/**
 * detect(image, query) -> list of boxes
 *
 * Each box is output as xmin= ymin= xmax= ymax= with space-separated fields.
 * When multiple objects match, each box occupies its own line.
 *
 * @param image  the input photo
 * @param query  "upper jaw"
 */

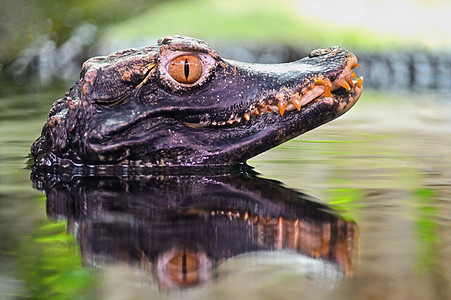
xmin=183 ymin=48 xmax=363 ymax=128
xmin=240 ymin=54 xmax=363 ymax=123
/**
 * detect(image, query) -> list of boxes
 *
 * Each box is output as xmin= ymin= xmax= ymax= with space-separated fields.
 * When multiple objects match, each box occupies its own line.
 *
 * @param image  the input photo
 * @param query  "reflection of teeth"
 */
xmin=214 ymin=210 xmax=358 ymax=272
xmin=211 ymin=210 xmax=304 ymax=251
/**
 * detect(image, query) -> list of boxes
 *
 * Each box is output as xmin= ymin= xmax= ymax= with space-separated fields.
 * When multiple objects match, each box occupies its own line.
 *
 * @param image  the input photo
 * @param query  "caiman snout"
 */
xmin=31 ymin=36 xmax=363 ymax=169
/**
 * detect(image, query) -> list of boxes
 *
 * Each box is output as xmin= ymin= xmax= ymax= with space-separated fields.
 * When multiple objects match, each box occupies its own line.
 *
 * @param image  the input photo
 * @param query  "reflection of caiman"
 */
xmin=31 ymin=36 xmax=363 ymax=169
xmin=32 ymin=169 xmax=359 ymax=291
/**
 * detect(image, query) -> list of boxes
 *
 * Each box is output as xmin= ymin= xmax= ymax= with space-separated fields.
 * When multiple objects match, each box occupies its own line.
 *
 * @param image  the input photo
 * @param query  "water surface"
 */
xmin=0 ymin=91 xmax=450 ymax=299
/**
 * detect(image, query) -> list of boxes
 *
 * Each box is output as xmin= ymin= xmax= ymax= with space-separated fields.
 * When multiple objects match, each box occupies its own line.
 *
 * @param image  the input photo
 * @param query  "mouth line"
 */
xmin=184 ymin=61 xmax=363 ymax=129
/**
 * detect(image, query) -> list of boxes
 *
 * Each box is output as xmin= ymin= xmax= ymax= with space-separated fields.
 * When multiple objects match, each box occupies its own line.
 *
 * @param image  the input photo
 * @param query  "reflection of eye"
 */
xmin=168 ymin=55 xmax=202 ymax=84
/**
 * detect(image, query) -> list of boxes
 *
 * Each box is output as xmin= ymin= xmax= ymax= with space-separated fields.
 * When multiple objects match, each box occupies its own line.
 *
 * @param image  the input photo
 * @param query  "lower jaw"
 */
xmin=201 ymin=84 xmax=363 ymax=130
xmin=337 ymin=84 xmax=363 ymax=114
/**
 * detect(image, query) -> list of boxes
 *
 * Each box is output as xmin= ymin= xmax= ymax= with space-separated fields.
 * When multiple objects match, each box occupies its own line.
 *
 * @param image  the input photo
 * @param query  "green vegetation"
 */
xmin=100 ymin=0 xmax=410 ymax=51
xmin=0 ymin=0 xmax=158 ymax=60
xmin=17 ymin=220 xmax=97 ymax=299
xmin=327 ymin=188 xmax=365 ymax=221
xmin=414 ymin=189 xmax=439 ymax=272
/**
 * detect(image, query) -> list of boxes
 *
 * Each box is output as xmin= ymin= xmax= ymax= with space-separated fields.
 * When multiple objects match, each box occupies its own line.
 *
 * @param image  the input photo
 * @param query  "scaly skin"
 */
xmin=31 ymin=36 xmax=363 ymax=169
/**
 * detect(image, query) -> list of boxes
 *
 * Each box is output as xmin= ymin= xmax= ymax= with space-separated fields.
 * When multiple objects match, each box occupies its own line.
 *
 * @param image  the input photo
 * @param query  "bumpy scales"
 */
xmin=31 ymin=36 xmax=363 ymax=169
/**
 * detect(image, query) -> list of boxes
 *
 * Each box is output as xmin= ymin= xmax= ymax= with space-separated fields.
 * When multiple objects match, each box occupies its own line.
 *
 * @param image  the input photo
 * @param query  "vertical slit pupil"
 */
xmin=184 ymin=59 xmax=190 ymax=80
xmin=182 ymin=253 xmax=187 ymax=280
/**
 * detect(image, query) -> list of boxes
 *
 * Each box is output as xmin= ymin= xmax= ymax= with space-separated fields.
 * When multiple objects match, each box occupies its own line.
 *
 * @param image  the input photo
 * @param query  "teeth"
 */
xmin=210 ymin=67 xmax=363 ymax=126
xmin=276 ymin=93 xmax=287 ymax=116
xmin=356 ymin=77 xmax=363 ymax=88
xmin=278 ymin=102 xmax=286 ymax=116
xmin=339 ymin=79 xmax=351 ymax=91
xmin=292 ymin=93 xmax=301 ymax=111
xmin=314 ymin=77 xmax=332 ymax=97
xmin=323 ymin=85 xmax=332 ymax=97
xmin=314 ymin=78 xmax=332 ymax=87
xmin=314 ymin=78 xmax=325 ymax=85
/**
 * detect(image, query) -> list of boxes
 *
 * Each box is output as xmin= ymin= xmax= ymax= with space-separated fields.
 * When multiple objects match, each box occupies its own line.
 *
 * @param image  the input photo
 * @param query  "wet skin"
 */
xmin=31 ymin=36 xmax=363 ymax=169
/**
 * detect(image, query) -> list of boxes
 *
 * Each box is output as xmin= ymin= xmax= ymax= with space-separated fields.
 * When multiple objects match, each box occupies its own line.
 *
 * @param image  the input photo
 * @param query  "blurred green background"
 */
xmin=2 ymin=0 xmax=451 ymax=94
xmin=1 ymin=1 xmax=451 ymax=299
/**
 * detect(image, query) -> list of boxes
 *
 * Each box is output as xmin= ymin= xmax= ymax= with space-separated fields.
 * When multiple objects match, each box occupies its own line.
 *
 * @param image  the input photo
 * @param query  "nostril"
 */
xmin=309 ymin=48 xmax=331 ymax=58
xmin=308 ymin=46 xmax=341 ymax=58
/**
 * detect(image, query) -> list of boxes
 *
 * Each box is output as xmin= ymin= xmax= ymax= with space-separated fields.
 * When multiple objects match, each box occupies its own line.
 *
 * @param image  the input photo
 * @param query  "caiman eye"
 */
xmin=168 ymin=55 xmax=202 ymax=84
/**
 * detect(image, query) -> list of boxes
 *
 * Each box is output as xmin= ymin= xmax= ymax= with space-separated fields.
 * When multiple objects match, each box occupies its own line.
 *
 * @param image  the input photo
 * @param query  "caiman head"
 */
xmin=31 ymin=36 xmax=363 ymax=168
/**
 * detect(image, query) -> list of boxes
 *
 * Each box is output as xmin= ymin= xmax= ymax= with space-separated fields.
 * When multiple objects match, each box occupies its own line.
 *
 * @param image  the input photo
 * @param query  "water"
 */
xmin=1 ymin=90 xmax=450 ymax=299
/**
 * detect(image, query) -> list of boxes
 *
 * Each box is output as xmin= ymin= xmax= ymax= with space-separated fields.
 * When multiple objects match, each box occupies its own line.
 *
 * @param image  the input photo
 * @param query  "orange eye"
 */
xmin=168 ymin=55 xmax=202 ymax=84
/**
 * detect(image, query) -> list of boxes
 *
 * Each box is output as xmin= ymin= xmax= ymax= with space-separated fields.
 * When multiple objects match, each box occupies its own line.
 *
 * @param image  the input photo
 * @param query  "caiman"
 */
xmin=31 ymin=36 xmax=363 ymax=169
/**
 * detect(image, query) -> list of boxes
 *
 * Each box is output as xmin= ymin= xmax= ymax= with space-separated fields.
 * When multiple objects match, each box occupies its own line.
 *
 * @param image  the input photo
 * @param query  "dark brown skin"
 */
xmin=31 ymin=36 xmax=363 ymax=170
